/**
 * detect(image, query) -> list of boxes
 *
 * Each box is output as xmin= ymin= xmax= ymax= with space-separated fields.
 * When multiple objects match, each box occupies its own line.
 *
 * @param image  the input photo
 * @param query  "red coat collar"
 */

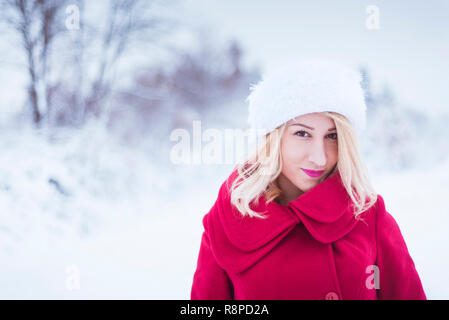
xmin=204 ymin=168 xmax=363 ymax=273
xmin=286 ymin=169 xmax=361 ymax=244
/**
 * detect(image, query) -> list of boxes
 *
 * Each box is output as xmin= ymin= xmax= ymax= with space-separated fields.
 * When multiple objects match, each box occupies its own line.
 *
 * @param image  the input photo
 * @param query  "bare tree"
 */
xmin=1 ymin=0 xmax=65 ymax=126
xmin=1 ymin=0 xmax=177 ymax=127
xmin=81 ymin=0 xmax=176 ymax=123
xmin=110 ymin=35 xmax=258 ymax=142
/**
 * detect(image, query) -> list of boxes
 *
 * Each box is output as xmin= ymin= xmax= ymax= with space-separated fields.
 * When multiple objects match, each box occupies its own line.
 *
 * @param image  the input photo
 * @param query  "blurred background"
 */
xmin=0 ymin=0 xmax=448 ymax=299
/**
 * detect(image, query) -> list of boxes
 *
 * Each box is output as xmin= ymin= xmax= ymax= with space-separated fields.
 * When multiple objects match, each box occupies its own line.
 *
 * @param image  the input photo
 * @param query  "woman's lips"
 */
xmin=301 ymin=168 xmax=324 ymax=178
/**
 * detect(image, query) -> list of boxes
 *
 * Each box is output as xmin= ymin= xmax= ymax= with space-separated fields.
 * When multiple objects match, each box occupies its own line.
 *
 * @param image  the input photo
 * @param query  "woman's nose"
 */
xmin=308 ymin=141 xmax=326 ymax=167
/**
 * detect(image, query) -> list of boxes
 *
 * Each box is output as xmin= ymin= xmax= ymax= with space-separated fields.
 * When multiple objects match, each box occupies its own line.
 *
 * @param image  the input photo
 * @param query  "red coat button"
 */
xmin=324 ymin=291 xmax=339 ymax=300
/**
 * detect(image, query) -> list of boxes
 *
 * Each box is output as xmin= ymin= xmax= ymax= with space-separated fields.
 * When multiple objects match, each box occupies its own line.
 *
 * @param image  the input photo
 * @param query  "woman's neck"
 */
xmin=275 ymin=173 xmax=304 ymax=205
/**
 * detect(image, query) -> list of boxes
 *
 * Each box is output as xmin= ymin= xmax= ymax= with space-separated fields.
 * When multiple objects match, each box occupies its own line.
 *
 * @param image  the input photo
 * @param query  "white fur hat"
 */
xmin=246 ymin=59 xmax=367 ymax=142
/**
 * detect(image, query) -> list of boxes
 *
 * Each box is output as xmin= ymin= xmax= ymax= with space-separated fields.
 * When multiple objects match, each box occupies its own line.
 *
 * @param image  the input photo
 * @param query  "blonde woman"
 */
xmin=190 ymin=59 xmax=426 ymax=300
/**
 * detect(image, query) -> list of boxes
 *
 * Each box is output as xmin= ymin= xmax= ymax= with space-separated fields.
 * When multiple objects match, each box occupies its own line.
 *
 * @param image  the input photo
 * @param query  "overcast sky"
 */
xmin=180 ymin=0 xmax=449 ymax=116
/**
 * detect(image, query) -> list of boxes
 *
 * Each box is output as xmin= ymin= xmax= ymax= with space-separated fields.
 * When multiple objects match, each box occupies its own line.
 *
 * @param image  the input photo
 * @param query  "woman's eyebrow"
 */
xmin=290 ymin=123 xmax=336 ymax=131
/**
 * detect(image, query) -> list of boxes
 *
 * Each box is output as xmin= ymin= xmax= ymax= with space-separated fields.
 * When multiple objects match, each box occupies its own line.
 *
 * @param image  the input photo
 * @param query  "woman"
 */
xmin=190 ymin=59 xmax=426 ymax=300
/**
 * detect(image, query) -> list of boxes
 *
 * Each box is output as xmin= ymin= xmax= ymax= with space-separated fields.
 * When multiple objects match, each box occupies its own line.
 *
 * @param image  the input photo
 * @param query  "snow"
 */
xmin=0 ymin=119 xmax=447 ymax=299
xmin=372 ymin=162 xmax=449 ymax=299
xmin=0 ymin=122 xmax=234 ymax=299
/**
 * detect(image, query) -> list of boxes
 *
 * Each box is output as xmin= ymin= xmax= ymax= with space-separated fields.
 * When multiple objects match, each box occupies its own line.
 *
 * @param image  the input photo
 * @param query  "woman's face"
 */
xmin=279 ymin=112 xmax=338 ymax=196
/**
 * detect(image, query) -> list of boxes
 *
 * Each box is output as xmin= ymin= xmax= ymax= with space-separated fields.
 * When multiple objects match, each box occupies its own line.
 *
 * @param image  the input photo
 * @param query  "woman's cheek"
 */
xmin=327 ymin=144 xmax=338 ymax=162
xmin=284 ymin=152 xmax=302 ymax=172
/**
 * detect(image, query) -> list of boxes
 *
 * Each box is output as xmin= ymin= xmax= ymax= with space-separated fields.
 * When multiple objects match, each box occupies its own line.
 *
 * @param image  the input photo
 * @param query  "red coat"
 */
xmin=190 ymin=168 xmax=426 ymax=300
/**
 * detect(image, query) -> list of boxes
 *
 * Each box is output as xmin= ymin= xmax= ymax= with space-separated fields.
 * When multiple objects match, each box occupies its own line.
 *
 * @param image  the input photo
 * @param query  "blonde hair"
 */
xmin=230 ymin=111 xmax=377 ymax=219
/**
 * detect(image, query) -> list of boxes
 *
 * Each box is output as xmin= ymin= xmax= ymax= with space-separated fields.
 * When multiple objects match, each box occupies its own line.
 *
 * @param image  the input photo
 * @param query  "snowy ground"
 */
xmin=0 ymin=123 xmax=447 ymax=299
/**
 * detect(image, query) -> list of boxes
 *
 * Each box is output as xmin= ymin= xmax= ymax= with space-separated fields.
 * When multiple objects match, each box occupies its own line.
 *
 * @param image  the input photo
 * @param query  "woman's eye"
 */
xmin=294 ymin=130 xmax=309 ymax=137
xmin=294 ymin=131 xmax=338 ymax=140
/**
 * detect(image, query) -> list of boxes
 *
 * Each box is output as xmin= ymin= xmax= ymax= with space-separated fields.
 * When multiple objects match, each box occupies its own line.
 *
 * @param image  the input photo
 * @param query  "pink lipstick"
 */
xmin=301 ymin=168 xmax=324 ymax=178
